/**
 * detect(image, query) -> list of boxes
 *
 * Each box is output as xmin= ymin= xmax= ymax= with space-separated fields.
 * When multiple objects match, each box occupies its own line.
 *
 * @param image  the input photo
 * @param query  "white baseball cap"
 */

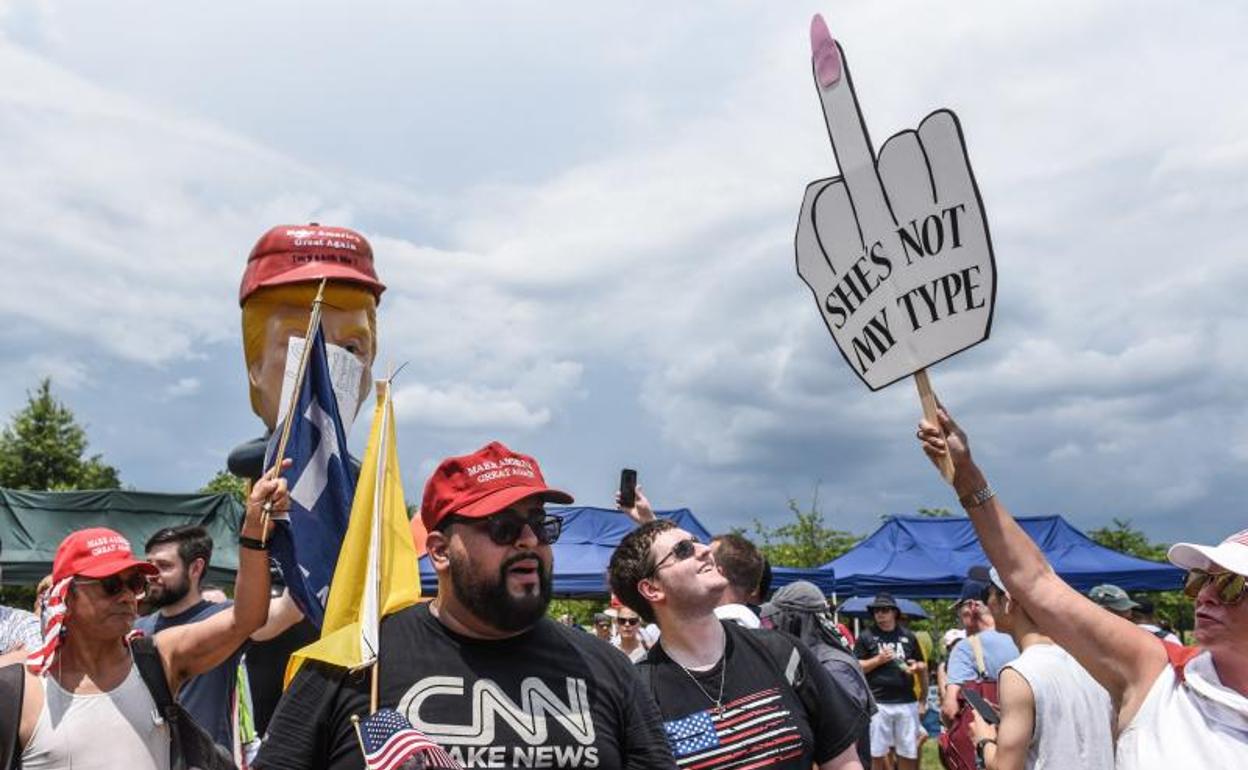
xmin=1168 ymin=529 xmax=1248 ymax=576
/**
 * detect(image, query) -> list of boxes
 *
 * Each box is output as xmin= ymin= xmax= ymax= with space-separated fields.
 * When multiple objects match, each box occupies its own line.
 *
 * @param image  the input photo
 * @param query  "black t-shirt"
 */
xmin=135 ymin=600 xmax=244 ymax=750
xmin=638 ymin=622 xmax=865 ymax=769
xmin=254 ymin=603 xmax=673 ymax=770
xmin=853 ymin=626 xmax=923 ymax=704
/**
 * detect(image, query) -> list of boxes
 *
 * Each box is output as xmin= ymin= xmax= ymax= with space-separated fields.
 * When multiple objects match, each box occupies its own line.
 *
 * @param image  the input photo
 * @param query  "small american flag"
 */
xmin=356 ymin=709 xmax=462 ymax=770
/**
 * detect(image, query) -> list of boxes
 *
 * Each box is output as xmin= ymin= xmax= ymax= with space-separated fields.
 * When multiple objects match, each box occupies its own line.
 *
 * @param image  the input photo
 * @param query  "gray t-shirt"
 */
xmin=0 ymin=604 xmax=41 ymax=652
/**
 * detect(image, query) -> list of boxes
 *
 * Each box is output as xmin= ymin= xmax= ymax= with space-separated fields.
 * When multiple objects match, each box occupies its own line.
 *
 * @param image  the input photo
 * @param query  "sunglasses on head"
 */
xmin=449 ymin=511 xmax=563 ymax=546
xmin=76 ymin=571 xmax=148 ymax=597
xmin=649 ymin=537 xmax=700 ymax=577
xmin=1184 ymin=569 xmax=1248 ymax=604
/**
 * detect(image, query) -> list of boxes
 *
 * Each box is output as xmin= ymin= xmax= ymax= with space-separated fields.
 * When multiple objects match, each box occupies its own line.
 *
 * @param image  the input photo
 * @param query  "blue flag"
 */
xmin=265 ymin=325 xmax=356 ymax=629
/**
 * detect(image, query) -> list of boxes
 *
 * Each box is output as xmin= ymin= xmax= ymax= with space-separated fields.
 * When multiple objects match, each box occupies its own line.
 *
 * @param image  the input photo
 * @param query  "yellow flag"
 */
xmin=285 ymin=381 xmax=421 ymax=685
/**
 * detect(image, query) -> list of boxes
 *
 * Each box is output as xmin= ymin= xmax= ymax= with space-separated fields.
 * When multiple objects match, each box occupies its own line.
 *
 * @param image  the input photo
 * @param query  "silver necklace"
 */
xmin=673 ymin=640 xmax=728 ymax=716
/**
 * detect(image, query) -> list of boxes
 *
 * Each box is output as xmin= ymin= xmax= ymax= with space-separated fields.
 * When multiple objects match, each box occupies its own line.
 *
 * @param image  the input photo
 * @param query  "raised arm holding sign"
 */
xmin=795 ymin=15 xmax=996 ymax=482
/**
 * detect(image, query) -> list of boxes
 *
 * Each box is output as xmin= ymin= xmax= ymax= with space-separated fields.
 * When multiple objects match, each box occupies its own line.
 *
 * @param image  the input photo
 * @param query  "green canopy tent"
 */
xmin=0 ymin=488 xmax=244 ymax=585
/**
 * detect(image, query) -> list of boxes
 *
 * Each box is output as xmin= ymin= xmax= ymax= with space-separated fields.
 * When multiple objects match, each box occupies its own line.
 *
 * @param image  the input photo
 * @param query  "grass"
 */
xmin=921 ymin=739 xmax=942 ymax=769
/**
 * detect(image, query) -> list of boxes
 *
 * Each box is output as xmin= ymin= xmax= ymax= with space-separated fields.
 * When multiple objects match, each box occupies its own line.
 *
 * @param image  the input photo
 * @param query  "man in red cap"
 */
xmin=256 ymin=442 xmax=674 ymax=770
xmin=9 ymin=469 xmax=287 ymax=769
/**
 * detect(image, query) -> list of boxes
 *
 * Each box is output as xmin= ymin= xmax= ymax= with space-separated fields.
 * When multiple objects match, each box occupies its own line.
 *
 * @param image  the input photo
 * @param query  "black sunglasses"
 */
xmin=449 ymin=511 xmax=563 ymax=546
xmin=1184 ymin=569 xmax=1248 ymax=604
xmin=76 ymin=571 xmax=148 ymax=597
xmin=649 ymin=537 xmax=699 ymax=576
xmin=618 ymin=616 xmax=640 ymax=627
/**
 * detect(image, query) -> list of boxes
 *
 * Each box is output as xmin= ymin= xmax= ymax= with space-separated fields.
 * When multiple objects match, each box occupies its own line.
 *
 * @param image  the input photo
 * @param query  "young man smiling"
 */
xmin=609 ymin=520 xmax=867 ymax=770
xmin=256 ymin=441 xmax=672 ymax=770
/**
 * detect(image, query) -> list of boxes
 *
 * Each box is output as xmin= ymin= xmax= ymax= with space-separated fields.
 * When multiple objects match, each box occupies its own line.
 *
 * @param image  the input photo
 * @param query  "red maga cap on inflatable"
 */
xmin=51 ymin=527 xmax=158 ymax=583
xmin=239 ymin=223 xmax=385 ymax=305
xmin=421 ymin=441 xmax=574 ymax=532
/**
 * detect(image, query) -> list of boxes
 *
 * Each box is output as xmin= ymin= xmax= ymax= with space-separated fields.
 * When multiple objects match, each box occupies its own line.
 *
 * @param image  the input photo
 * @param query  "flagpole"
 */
xmin=368 ymin=376 xmax=392 ymax=715
xmin=260 ymin=278 xmax=328 ymax=545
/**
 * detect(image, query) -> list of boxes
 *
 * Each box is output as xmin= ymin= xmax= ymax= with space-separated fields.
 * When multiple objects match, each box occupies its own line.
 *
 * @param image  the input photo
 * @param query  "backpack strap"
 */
xmin=129 ymin=636 xmax=177 ymax=718
xmin=1162 ymin=641 xmax=1201 ymax=684
xmin=1 ymin=663 xmax=26 ymax=770
xmin=970 ymin=635 xmax=987 ymax=679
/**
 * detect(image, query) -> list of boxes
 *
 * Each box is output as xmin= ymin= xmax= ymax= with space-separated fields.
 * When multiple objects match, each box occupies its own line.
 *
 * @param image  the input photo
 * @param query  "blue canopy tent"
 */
xmin=419 ymin=506 xmax=835 ymax=597
xmin=824 ymin=515 xmax=1183 ymax=599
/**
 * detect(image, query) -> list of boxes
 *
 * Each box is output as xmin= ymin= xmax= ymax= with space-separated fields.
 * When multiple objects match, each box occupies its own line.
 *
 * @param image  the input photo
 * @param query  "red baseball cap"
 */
xmin=239 ymin=223 xmax=386 ymax=306
xmin=421 ymin=441 xmax=573 ymax=532
xmin=52 ymin=528 xmax=159 ymax=583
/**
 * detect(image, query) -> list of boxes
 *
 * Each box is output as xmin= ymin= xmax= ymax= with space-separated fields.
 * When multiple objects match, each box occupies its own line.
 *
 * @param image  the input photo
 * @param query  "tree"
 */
xmin=0 ymin=378 xmax=121 ymax=490
xmin=199 ymin=469 xmax=247 ymax=503
xmin=1087 ymin=517 xmax=1192 ymax=634
xmin=750 ymin=486 xmax=859 ymax=568
xmin=916 ymin=506 xmax=955 ymax=518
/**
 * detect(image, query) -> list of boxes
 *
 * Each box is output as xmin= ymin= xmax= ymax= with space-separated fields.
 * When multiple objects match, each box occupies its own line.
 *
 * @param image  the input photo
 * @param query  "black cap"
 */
xmin=867 ymin=592 xmax=900 ymax=611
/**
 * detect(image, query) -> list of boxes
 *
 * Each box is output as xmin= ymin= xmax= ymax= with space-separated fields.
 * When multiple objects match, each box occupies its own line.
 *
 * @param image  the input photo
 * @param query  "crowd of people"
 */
xmin=0 ymin=422 xmax=1245 ymax=770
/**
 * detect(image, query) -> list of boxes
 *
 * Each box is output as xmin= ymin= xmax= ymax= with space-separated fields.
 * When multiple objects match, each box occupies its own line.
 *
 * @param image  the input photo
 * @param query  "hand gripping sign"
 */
xmin=796 ymin=16 xmax=996 ymax=480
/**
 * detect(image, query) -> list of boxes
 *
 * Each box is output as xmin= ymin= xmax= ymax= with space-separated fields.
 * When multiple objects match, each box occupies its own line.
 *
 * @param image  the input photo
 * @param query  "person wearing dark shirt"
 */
xmin=135 ymin=525 xmax=304 ymax=752
xmin=853 ymin=593 xmax=927 ymax=770
xmin=608 ymin=519 xmax=866 ymax=770
xmin=255 ymin=441 xmax=672 ymax=770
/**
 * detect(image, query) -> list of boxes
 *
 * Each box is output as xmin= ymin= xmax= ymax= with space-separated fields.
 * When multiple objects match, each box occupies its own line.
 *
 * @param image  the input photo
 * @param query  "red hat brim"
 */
xmin=450 ymin=484 xmax=574 ymax=521
xmin=76 ymin=558 xmax=159 ymax=580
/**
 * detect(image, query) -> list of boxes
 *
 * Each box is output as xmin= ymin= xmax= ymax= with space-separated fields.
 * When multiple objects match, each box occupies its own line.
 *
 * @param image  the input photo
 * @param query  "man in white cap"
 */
xmin=917 ymin=407 xmax=1248 ymax=768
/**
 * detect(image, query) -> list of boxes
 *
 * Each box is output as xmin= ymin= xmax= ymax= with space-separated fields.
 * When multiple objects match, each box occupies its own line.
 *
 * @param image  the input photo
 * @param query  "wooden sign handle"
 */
xmin=914 ymin=369 xmax=955 ymax=484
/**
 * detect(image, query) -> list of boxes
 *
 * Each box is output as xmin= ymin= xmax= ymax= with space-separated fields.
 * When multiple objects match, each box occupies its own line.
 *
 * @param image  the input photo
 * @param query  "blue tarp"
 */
xmin=823 ymin=515 xmax=1184 ymax=599
xmin=419 ymin=506 xmax=835 ymax=598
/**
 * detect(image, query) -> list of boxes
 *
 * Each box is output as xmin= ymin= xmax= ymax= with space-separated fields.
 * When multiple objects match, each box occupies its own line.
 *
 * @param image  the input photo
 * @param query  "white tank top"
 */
xmin=1004 ymin=643 xmax=1114 ymax=769
xmin=21 ymin=663 xmax=171 ymax=770
xmin=1116 ymin=649 xmax=1248 ymax=769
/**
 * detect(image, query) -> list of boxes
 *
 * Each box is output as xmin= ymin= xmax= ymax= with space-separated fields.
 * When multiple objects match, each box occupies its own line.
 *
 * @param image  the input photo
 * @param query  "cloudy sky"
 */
xmin=1 ymin=1 xmax=1245 ymax=546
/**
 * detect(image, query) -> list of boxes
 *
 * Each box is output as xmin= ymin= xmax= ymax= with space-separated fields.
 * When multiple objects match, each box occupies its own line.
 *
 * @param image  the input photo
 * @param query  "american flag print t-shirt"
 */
xmin=663 ymin=688 xmax=806 ymax=768
xmin=640 ymin=622 xmax=865 ymax=770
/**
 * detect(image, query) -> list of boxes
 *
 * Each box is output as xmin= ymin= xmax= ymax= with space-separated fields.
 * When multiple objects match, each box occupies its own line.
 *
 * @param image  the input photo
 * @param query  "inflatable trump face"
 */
xmin=239 ymin=224 xmax=384 ymax=431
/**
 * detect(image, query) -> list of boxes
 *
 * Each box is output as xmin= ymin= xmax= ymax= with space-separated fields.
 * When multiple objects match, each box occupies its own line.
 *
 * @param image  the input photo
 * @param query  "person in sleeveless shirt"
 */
xmin=918 ymin=407 xmax=1248 ymax=769
xmin=967 ymin=567 xmax=1114 ymax=769
xmin=13 ymin=465 xmax=287 ymax=770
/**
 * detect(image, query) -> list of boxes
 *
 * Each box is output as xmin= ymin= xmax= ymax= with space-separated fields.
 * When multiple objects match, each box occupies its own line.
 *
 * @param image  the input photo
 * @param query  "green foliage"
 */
xmin=1087 ymin=517 xmax=1192 ymax=634
xmin=916 ymin=507 xmax=955 ymax=518
xmin=750 ymin=487 xmax=859 ymax=568
xmin=547 ymin=598 xmax=603 ymax=626
xmin=200 ymin=469 xmax=248 ymax=503
xmin=0 ymin=378 xmax=121 ymax=490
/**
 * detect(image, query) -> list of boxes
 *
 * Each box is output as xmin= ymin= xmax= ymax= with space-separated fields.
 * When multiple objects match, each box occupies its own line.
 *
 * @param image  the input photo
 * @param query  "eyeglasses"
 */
xmin=618 ymin=617 xmax=640 ymax=627
xmin=76 ymin=571 xmax=148 ymax=597
xmin=450 ymin=511 xmax=563 ymax=546
xmin=1184 ymin=569 xmax=1248 ymax=604
xmin=649 ymin=537 xmax=699 ymax=576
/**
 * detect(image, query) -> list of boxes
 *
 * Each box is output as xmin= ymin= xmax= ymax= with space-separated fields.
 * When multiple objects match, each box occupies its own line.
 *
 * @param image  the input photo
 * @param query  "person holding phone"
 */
xmin=967 ymin=569 xmax=1114 ymax=770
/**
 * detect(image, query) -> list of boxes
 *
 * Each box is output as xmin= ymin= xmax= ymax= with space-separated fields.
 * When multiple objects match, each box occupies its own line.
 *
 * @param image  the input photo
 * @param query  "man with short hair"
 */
xmin=940 ymin=574 xmax=1019 ymax=725
xmin=608 ymin=519 xmax=866 ymax=770
xmin=256 ymin=441 xmax=673 ymax=770
xmin=9 ymin=468 xmax=285 ymax=769
xmin=1088 ymin=583 xmax=1137 ymax=620
xmin=918 ymin=407 xmax=1248 ymax=767
xmin=968 ymin=568 xmax=1114 ymax=769
xmin=593 ymin=611 xmax=615 ymax=641
xmin=136 ymin=524 xmax=302 ymax=752
xmin=709 ymin=533 xmax=765 ymax=628
xmin=853 ymin=593 xmax=925 ymax=770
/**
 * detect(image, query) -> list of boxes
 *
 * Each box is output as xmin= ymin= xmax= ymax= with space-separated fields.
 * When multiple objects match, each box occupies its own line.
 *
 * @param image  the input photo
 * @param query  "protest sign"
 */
xmin=796 ymin=15 xmax=996 ymax=395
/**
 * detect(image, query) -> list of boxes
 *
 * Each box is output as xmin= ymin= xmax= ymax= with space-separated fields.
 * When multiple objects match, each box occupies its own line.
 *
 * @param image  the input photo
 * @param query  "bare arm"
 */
xmin=971 ymin=667 xmax=1033 ymax=770
xmin=941 ymin=683 xmax=962 ymax=726
xmin=251 ymin=590 xmax=305 ymax=642
xmin=818 ymin=742 xmax=864 ymax=770
xmin=857 ymin=645 xmax=894 ymax=673
xmin=156 ymin=462 xmax=287 ymax=691
xmin=617 ymin=485 xmax=656 ymax=526
xmin=919 ymin=409 xmax=1166 ymax=730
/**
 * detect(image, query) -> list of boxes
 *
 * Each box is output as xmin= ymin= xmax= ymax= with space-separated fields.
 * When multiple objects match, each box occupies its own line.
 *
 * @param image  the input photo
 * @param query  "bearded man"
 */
xmin=136 ymin=525 xmax=302 ymax=752
xmin=255 ymin=442 xmax=673 ymax=770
